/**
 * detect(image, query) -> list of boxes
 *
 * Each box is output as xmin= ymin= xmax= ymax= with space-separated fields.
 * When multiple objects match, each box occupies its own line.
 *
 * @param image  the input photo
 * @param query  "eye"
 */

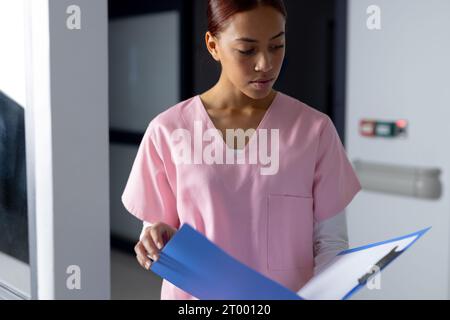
xmin=238 ymin=49 xmax=255 ymax=56
xmin=237 ymin=45 xmax=285 ymax=56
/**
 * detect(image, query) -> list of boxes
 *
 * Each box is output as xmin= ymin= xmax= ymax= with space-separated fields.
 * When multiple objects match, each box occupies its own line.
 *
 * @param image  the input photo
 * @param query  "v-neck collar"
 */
xmin=196 ymin=91 xmax=280 ymax=153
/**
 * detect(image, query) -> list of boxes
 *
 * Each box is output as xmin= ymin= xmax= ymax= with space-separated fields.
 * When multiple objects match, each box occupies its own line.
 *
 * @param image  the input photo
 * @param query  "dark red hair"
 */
xmin=207 ymin=0 xmax=287 ymax=37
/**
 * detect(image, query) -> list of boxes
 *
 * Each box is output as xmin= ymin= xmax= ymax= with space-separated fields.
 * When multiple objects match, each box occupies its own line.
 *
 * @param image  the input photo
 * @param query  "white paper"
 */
xmin=297 ymin=233 xmax=421 ymax=300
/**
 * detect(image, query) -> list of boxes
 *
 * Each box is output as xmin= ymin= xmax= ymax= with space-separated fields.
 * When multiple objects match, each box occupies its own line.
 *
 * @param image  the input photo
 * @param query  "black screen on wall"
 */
xmin=0 ymin=90 xmax=28 ymax=263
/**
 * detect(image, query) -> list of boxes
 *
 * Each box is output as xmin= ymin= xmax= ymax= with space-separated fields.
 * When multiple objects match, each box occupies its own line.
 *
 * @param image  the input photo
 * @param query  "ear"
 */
xmin=205 ymin=31 xmax=221 ymax=62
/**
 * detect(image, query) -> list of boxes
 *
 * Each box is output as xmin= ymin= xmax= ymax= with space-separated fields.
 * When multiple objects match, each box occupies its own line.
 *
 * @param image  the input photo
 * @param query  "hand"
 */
xmin=134 ymin=222 xmax=177 ymax=270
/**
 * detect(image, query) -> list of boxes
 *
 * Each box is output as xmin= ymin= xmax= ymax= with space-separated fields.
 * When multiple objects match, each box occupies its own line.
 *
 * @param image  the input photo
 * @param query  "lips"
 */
xmin=250 ymin=78 xmax=274 ymax=83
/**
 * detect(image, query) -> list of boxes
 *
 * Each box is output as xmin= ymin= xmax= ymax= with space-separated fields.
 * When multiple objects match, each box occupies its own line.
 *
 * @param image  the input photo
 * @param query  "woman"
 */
xmin=122 ymin=0 xmax=361 ymax=300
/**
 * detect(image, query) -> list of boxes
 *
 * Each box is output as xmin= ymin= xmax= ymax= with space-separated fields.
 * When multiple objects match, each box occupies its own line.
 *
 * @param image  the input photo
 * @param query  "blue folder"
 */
xmin=149 ymin=223 xmax=430 ymax=300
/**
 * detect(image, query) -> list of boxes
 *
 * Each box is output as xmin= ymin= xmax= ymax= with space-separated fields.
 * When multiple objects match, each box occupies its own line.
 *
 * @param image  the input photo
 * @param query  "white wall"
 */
xmin=25 ymin=0 xmax=110 ymax=299
xmin=0 ymin=0 xmax=27 ymax=106
xmin=345 ymin=0 xmax=450 ymax=299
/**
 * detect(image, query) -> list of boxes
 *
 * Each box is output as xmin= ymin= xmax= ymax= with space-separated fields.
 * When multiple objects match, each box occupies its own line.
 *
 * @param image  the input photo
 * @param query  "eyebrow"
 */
xmin=234 ymin=31 xmax=285 ymax=43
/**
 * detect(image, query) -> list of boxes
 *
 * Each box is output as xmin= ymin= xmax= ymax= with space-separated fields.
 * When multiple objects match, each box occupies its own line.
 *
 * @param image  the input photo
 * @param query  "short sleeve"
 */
xmin=312 ymin=116 xmax=361 ymax=222
xmin=121 ymin=123 xmax=180 ymax=229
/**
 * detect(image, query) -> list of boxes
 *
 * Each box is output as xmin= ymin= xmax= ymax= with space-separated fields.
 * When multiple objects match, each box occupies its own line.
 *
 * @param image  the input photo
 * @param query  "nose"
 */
xmin=254 ymin=51 xmax=273 ymax=73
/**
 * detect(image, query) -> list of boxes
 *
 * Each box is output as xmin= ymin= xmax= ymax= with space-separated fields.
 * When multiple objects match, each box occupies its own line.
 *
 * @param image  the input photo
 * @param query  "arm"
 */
xmin=312 ymin=209 xmax=349 ymax=276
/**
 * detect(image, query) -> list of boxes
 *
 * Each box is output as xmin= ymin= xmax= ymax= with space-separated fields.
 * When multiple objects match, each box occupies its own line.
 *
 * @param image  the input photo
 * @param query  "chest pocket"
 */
xmin=267 ymin=193 xmax=314 ymax=270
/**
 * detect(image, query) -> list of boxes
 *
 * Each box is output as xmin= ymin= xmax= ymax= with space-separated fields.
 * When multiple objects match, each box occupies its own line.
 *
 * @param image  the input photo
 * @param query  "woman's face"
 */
xmin=206 ymin=5 xmax=286 ymax=99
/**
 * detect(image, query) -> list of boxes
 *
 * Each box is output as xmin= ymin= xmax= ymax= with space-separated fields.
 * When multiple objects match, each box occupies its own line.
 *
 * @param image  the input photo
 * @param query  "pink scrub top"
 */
xmin=121 ymin=91 xmax=362 ymax=300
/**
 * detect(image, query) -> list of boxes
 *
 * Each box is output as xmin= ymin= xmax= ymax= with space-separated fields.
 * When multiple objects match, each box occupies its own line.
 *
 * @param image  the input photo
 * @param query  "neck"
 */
xmin=207 ymin=73 xmax=276 ymax=110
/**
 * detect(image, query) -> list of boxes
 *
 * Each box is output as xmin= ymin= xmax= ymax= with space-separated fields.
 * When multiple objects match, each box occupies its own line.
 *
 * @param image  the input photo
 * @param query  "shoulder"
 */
xmin=146 ymin=95 xmax=197 ymax=135
xmin=277 ymin=91 xmax=332 ymax=134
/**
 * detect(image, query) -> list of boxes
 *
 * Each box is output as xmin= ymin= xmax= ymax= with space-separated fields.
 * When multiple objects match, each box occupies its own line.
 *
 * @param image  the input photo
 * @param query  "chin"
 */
xmin=245 ymin=87 xmax=273 ymax=100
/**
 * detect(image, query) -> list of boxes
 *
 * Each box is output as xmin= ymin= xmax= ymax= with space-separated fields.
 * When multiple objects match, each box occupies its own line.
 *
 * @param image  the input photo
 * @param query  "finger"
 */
xmin=136 ymin=253 xmax=152 ymax=270
xmin=161 ymin=230 xmax=168 ymax=247
xmin=164 ymin=228 xmax=176 ymax=244
xmin=141 ymin=231 xmax=160 ymax=261
xmin=134 ymin=243 xmax=152 ymax=269
xmin=136 ymin=242 xmax=153 ymax=266
xmin=150 ymin=226 xmax=164 ymax=251
xmin=134 ymin=241 xmax=149 ymax=258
